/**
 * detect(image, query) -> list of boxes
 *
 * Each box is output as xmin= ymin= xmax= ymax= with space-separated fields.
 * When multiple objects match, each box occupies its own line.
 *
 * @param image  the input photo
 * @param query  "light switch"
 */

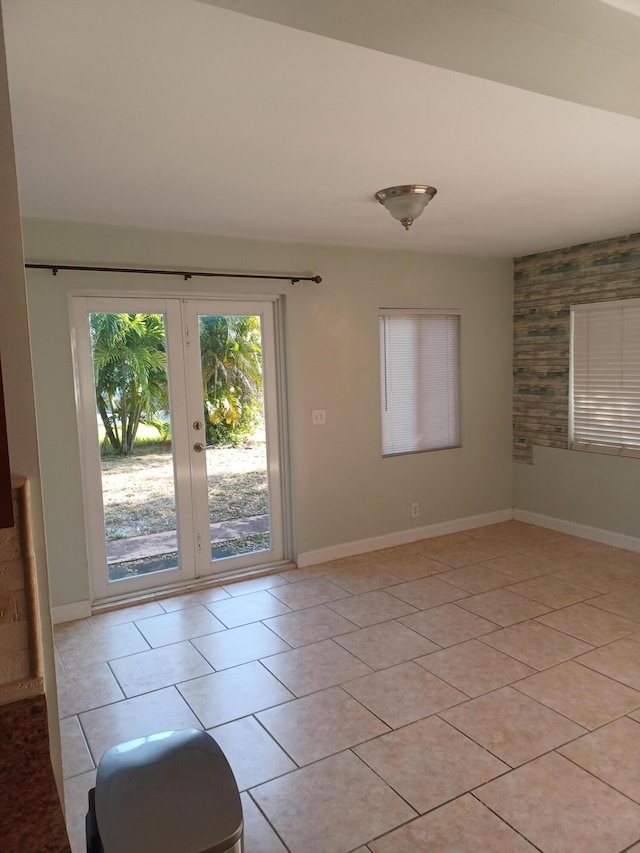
xmin=312 ymin=409 xmax=326 ymax=425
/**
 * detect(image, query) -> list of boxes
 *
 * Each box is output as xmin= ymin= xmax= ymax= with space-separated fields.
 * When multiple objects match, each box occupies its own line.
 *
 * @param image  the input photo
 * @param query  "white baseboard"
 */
xmin=297 ymin=508 xmax=513 ymax=568
xmin=513 ymin=509 xmax=640 ymax=554
xmin=52 ymin=600 xmax=92 ymax=625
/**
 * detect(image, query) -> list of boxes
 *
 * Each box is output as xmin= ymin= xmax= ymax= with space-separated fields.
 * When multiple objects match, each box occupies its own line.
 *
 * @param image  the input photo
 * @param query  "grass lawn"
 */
xmin=100 ymin=441 xmax=268 ymax=540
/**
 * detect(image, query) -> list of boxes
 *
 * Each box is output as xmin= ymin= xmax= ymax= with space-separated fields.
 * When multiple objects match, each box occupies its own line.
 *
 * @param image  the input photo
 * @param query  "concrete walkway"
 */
xmin=106 ymin=514 xmax=269 ymax=564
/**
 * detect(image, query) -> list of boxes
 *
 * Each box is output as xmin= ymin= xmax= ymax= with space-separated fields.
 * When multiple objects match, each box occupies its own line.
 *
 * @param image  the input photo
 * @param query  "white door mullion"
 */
xmin=182 ymin=300 xmax=214 ymax=578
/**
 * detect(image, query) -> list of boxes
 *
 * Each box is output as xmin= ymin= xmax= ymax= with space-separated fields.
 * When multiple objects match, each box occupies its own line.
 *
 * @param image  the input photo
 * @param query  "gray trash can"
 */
xmin=86 ymin=729 xmax=243 ymax=852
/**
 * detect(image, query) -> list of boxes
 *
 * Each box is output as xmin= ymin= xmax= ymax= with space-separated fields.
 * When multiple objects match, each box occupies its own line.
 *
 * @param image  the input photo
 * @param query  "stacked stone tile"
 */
xmin=513 ymin=232 xmax=640 ymax=463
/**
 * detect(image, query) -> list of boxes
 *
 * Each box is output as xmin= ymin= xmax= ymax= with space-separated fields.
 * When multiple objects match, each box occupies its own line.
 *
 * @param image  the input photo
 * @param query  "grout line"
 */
xmin=245 ymin=788 xmax=293 ymax=852
xmin=468 ymin=791 xmax=546 ymax=853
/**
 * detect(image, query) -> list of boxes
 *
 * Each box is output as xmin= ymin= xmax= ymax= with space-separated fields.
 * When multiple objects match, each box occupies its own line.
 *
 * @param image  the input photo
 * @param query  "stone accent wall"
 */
xmin=514 ymin=232 xmax=640 ymax=463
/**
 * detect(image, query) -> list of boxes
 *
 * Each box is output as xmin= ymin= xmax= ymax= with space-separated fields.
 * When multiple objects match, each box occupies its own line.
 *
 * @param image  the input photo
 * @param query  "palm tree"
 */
xmin=90 ymin=313 xmax=168 ymax=455
xmin=199 ymin=315 xmax=263 ymax=444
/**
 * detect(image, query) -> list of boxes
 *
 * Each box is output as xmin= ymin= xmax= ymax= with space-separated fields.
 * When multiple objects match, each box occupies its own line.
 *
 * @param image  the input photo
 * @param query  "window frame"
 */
xmin=570 ymin=297 xmax=640 ymax=459
xmin=379 ymin=307 xmax=462 ymax=458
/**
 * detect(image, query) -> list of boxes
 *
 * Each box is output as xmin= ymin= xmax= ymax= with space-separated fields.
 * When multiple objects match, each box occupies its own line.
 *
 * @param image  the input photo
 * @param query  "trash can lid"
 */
xmin=95 ymin=729 xmax=243 ymax=853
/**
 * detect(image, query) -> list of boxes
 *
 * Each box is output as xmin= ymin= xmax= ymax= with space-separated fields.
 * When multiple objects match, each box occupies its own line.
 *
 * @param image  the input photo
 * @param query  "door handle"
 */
xmin=193 ymin=442 xmax=214 ymax=453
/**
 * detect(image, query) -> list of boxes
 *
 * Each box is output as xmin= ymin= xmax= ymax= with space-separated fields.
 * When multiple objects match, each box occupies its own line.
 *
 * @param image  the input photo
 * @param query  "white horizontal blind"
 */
xmin=571 ymin=298 xmax=640 ymax=452
xmin=380 ymin=310 xmax=461 ymax=456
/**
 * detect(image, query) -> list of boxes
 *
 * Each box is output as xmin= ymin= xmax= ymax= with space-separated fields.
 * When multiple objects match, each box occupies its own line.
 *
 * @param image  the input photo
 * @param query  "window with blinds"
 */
xmin=380 ymin=309 xmax=461 ymax=457
xmin=571 ymin=298 xmax=640 ymax=455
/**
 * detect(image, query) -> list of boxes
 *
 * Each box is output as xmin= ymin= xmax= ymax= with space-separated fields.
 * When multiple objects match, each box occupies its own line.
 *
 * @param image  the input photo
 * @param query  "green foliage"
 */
xmin=91 ymin=312 xmax=168 ymax=455
xmin=200 ymin=315 xmax=263 ymax=445
xmin=90 ymin=311 xmax=264 ymax=455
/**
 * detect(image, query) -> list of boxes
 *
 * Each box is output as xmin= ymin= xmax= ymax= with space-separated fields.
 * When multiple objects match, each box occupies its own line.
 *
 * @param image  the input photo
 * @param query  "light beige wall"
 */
xmin=23 ymin=218 xmax=513 ymax=607
xmin=514 ymin=447 xmax=640 ymax=538
xmin=0 ymin=12 xmax=61 ymax=790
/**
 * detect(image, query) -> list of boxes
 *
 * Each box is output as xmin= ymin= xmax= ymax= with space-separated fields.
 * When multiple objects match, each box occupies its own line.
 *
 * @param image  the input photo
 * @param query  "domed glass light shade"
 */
xmin=375 ymin=185 xmax=438 ymax=230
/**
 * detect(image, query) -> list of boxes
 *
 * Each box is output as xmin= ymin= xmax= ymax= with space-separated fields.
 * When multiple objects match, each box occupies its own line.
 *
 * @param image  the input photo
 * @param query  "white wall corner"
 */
xmin=513 ymin=509 xmax=640 ymax=554
xmin=296 ymin=508 xmax=513 ymax=567
xmin=52 ymin=600 xmax=92 ymax=625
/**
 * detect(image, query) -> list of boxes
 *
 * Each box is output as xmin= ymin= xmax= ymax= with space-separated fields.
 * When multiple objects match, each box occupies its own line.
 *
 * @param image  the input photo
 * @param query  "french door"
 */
xmin=72 ymin=294 xmax=288 ymax=602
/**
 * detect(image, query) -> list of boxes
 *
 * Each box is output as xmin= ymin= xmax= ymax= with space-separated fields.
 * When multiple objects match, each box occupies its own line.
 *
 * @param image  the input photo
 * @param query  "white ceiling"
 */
xmin=3 ymin=0 xmax=640 ymax=257
xmin=600 ymin=0 xmax=640 ymax=15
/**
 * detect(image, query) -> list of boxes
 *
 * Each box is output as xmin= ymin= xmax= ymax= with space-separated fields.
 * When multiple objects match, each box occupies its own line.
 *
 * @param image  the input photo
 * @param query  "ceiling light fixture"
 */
xmin=375 ymin=184 xmax=438 ymax=231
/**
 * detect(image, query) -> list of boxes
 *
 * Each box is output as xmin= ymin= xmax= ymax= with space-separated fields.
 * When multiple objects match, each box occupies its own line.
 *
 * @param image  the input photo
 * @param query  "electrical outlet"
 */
xmin=411 ymin=502 xmax=420 ymax=518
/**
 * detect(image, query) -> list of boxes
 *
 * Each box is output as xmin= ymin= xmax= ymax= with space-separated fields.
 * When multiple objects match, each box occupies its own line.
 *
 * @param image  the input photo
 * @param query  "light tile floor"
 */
xmin=56 ymin=522 xmax=640 ymax=852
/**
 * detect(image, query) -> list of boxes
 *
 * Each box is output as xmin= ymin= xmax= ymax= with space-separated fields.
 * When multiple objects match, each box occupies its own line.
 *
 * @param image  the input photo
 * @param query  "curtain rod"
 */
xmin=24 ymin=262 xmax=322 ymax=285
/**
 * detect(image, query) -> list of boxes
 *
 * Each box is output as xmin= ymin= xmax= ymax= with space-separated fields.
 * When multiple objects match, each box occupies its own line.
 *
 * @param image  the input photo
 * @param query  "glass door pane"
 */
xmin=89 ymin=311 xmax=183 ymax=583
xmin=198 ymin=313 xmax=271 ymax=562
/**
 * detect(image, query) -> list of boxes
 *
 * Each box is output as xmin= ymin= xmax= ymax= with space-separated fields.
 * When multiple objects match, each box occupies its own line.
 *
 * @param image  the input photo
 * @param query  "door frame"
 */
xmin=69 ymin=289 xmax=293 ymax=606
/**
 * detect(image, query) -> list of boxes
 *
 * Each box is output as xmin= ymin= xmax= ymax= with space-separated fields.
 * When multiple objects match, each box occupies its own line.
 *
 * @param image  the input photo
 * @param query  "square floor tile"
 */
xmin=334 ymin=620 xmax=438 ymax=669
xmin=251 ymin=750 xmax=416 ymax=853
xmin=416 ymin=639 xmax=534 ymax=697
xmin=468 ymin=522 xmax=554 ymax=552
xmin=560 ymin=717 xmax=640 ymax=803
xmin=222 ymin=573 xmax=288 ymax=597
xmin=134 ymin=606 xmax=226 ymax=647
xmin=158 ymin=586 xmax=231 ymax=612
xmin=60 ymin=716 xmax=94 ymax=779
xmin=552 ymin=563 xmax=637 ymax=594
xmin=507 ymin=574 xmax=599 ymax=608
xmin=324 ymin=567 xmax=404 ymax=595
xmin=63 ymin=770 xmax=96 ymax=853
xmin=80 ymin=686 xmax=202 ymax=763
xmin=476 ymin=752 xmax=640 ymax=853
xmin=87 ymin=601 xmax=165 ymax=629
xmin=207 ymin=715 xmax=296 ymax=790
xmin=380 ymin=552 xmax=451 ymax=580
xmin=260 ymin=639 xmax=371 ymax=697
xmin=535 ymin=602 xmax=640 ymax=646
xmin=207 ymin=590 xmax=292 ymax=628
xmin=434 ymin=564 xmax=515 ymax=594
xmin=55 ymin=621 xmax=150 ymax=670
xmin=399 ymin=603 xmax=496 ymax=647
xmin=269 ymin=578 xmax=350 ymax=610
xmin=108 ymin=641 xmax=212 ymax=697
xmin=327 ymin=552 xmax=392 ymax=572
xmin=54 ymin=619 xmax=91 ymax=643
xmin=479 ymin=552 xmax=554 ymax=581
xmin=328 ymin=590 xmax=418 ymax=627
xmin=192 ymin=621 xmax=290 ymax=669
xmin=589 ymin=586 xmax=640 ymax=622
xmin=257 ymin=686 xmax=389 ymax=765
xmin=343 ymin=661 xmax=466 ymax=729
xmin=456 ymin=589 xmax=551 ymax=626
xmin=355 ymin=716 xmax=508 ymax=813
xmin=441 ymin=686 xmax=585 ymax=766
xmin=515 ymin=661 xmax=640 ymax=728
xmin=240 ymin=793 xmax=287 ymax=853
xmin=264 ymin=605 xmax=357 ymax=647
xmin=481 ymin=620 xmax=593 ymax=670
xmin=387 ymin=576 xmax=469 ymax=610
xmin=177 ymin=661 xmax=294 ymax=728
xmin=578 ymin=638 xmax=640 ymax=690
xmin=279 ymin=564 xmax=334 ymax=583
xmin=369 ymin=794 xmax=536 ymax=852
xmin=57 ymin=661 xmax=125 ymax=718
xmin=418 ymin=536 xmax=495 ymax=568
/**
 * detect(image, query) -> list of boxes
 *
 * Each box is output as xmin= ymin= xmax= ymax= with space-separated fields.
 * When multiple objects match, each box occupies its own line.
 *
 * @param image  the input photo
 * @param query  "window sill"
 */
xmin=570 ymin=443 xmax=640 ymax=459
